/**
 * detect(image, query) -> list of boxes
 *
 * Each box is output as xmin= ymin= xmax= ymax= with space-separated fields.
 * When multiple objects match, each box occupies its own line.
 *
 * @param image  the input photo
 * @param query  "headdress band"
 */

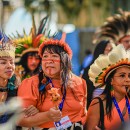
xmin=38 ymin=32 xmax=72 ymax=59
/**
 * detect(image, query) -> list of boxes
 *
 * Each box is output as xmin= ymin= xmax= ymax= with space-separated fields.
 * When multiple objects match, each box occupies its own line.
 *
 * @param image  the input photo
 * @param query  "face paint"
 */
xmin=42 ymin=51 xmax=61 ymax=79
xmin=42 ymin=59 xmax=60 ymax=63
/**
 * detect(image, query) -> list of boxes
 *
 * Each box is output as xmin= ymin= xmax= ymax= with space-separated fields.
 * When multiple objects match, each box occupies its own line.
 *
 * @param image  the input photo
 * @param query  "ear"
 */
xmin=111 ymin=78 xmax=114 ymax=85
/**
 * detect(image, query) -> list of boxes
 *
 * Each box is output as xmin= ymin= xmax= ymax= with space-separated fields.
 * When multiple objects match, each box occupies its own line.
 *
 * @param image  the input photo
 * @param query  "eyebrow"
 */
xmin=0 ymin=58 xmax=13 ymax=61
xmin=0 ymin=59 xmax=7 ymax=61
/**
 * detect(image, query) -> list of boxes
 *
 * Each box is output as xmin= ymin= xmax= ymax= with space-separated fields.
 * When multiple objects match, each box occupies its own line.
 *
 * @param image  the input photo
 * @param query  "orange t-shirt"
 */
xmin=18 ymin=74 xmax=87 ymax=128
xmin=104 ymin=98 xmax=129 ymax=130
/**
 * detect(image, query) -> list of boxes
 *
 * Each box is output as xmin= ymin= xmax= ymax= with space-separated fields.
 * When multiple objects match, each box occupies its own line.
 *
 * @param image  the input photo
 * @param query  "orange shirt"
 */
xmin=18 ymin=74 xmax=87 ymax=128
xmin=104 ymin=98 xmax=129 ymax=130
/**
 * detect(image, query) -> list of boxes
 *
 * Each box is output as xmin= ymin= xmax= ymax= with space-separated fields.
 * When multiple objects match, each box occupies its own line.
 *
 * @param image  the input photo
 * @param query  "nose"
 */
xmin=31 ymin=57 xmax=37 ymax=63
xmin=123 ymin=41 xmax=130 ymax=50
xmin=46 ymin=58 xmax=54 ymax=63
xmin=6 ymin=62 xmax=13 ymax=68
xmin=125 ymin=76 xmax=130 ymax=82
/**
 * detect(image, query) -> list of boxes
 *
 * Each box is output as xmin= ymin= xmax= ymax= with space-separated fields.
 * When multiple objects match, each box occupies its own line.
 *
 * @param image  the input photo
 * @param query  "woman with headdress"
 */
xmin=0 ymin=31 xmax=40 ymax=130
xmin=17 ymin=32 xmax=87 ymax=130
xmin=85 ymin=44 xmax=130 ymax=130
xmin=93 ymin=9 xmax=130 ymax=50
xmin=14 ymin=16 xmax=48 ymax=80
xmin=0 ymin=31 xmax=21 ymax=126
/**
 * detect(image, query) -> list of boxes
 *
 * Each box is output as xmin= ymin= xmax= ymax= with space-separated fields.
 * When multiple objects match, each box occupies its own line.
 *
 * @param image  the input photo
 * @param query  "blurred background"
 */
xmin=0 ymin=0 xmax=130 ymax=75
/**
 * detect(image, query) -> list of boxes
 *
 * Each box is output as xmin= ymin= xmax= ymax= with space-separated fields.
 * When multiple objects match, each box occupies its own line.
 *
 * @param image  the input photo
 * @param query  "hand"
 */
xmin=23 ymin=105 xmax=39 ymax=117
xmin=47 ymin=107 xmax=62 ymax=122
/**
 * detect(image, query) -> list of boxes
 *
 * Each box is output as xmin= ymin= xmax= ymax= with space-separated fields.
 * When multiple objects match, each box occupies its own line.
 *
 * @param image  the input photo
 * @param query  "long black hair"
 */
xmin=102 ymin=69 xmax=116 ymax=120
xmin=19 ymin=51 xmax=41 ymax=78
xmin=38 ymin=45 xmax=72 ymax=101
xmin=82 ymin=40 xmax=110 ymax=109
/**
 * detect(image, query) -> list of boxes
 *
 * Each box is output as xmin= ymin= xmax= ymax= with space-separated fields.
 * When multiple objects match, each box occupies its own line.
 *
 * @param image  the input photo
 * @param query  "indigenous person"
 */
xmin=14 ymin=17 xmax=48 ymax=80
xmin=86 ymin=44 xmax=130 ymax=130
xmin=18 ymin=32 xmax=87 ymax=130
xmin=82 ymin=40 xmax=112 ymax=109
xmin=0 ymin=31 xmax=38 ymax=130
xmin=93 ymin=9 xmax=130 ymax=50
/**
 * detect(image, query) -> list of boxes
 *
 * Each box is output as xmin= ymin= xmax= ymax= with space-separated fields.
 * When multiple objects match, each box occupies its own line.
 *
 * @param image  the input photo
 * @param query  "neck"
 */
xmin=29 ymin=71 xmax=35 ymax=75
xmin=114 ymin=91 xmax=125 ymax=102
xmin=51 ymin=77 xmax=60 ymax=80
xmin=0 ymin=77 xmax=8 ymax=88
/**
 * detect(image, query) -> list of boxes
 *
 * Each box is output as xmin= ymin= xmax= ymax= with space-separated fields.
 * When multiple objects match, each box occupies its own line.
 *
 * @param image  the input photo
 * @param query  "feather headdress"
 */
xmin=89 ymin=44 xmax=130 ymax=87
xmin=93 ymin=9 xmax=130 ymax=44
xmin=12 ymin=16 xmax=49 ymax=57
xmin=0 ymin=31 xmax=15 ymax=58
xmin=38 ymin=32 xmax=72 ymax=59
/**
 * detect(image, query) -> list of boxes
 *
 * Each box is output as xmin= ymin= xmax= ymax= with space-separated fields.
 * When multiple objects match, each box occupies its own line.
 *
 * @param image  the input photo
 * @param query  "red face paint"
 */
xmin=42 ymin=59 xmax=60 ymax=63
xmin=42 ymin=51 xmax=61 ymax=79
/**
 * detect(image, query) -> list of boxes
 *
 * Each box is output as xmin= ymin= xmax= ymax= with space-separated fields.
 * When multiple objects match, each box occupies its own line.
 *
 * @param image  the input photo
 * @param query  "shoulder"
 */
xmin=21 ymin=75 xmax=39 ymax=85
xmin=70 ymin=73 xmax=85 ymax=85
xmin=89 ymin=95 xmax=106 ymax=112
xmin=87 ymin=97 xmax=102 ymax=116
xmin=68 ymin=73 xmax=87 ymax=94
xmin=18 ymin=75 xmax=39 ymax=93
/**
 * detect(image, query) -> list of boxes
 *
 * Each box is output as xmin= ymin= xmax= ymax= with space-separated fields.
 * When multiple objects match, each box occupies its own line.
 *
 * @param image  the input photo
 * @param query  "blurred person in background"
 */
xmin=93 ymin=9 xmax=130 ymax=50
xmin=14 ymin=16 xmax=48 ymax=80
xmin=82 ymin=40 xmax=112 ymax=109
xmin=80 ymin=49 xmax=93 ymax=77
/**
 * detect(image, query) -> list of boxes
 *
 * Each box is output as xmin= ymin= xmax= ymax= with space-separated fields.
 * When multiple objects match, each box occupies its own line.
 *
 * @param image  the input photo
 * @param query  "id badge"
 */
xmin=54 ymin=116 xmax=72 ymax=130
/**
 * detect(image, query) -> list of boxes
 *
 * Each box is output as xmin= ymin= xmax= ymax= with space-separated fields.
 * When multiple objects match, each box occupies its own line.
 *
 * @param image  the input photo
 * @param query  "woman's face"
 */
xmin=42 ymin=50 xmax=61 ymax=79
xmin=104 ymin=43 xmax=112 ymax=55
xmin=27 ymin=54 xmax=41 ymax=72
xmin=0 ymin=57 xmax=15 ymax=80
xmin=111 ymin=66 xmax=130 ymax=95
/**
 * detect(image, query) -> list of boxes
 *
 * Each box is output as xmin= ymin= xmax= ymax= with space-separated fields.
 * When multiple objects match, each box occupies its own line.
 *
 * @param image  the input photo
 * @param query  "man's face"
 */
xmin=118 ymin=35 xmax=130 ymax=50
xmin=27 ymin=55 xmax=41 ymax=72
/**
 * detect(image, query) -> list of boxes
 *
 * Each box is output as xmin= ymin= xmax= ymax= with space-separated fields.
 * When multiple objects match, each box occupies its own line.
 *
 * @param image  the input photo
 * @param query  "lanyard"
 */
xmin=112 ymin=96 xmax=130 ymax=123
xmin=49 ymin=78 xmax=66 ymax=111
xmin=125 ymin=96 xmax=130 ymax=120
xmin=58 ymin=88 xmax=66 ymax=111
xmin=39 ymin=77 xmax=66 ymax=111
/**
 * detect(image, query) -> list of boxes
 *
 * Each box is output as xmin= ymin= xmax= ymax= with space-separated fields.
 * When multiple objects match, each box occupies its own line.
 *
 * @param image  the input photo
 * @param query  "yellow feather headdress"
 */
xmin=12 ymin=16 xmax=49 ymax=57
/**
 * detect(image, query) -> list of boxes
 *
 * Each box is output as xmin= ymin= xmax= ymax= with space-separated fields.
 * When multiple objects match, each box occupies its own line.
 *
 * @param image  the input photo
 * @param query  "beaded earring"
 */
xmin=111 ymin=85 xmax=114 ymax=97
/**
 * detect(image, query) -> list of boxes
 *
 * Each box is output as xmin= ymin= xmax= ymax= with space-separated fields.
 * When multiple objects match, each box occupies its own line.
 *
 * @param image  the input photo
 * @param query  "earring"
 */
xmin=39 ymin=65 xmax=42 ymax=72
xmin=111 ymin=85 xmax=114 ymax=97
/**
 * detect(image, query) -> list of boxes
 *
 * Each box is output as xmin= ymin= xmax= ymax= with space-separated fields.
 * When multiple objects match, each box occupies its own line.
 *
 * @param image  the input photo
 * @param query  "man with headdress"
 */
xmin=93 ymin=9 xmax=130 ymax=50
xmin=13 ymin=16 xmax=49 ymax=80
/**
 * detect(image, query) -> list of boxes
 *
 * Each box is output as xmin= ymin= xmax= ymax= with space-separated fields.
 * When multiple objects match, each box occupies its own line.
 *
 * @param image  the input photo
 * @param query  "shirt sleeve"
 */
xmin=17 ymin=77 xmax=39 ymax=108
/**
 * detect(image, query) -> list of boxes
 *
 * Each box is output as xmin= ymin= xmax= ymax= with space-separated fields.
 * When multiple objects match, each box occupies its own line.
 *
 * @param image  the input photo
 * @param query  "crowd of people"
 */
xmin=0 ymin=9 xmax=130 ymax=130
